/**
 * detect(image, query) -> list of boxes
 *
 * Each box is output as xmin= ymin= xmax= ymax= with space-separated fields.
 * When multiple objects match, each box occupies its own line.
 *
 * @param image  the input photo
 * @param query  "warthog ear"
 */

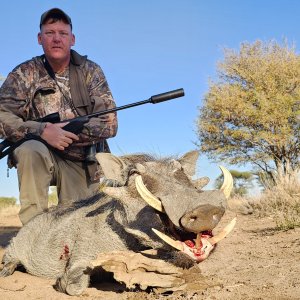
xmin=95 ymin=153 xmax=127 ymax=185
xmin=178 ymin=150 xmax=199 ymax=177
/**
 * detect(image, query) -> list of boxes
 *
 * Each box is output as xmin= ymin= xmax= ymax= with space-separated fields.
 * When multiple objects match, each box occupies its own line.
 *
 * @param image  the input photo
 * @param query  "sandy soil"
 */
xmin=0 ymin=210 xmax=299 ymax=300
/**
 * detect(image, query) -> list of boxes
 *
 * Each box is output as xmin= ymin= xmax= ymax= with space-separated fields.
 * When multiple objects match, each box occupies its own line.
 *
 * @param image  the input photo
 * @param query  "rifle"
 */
xmin=0 ymin=88 xmax=184 ymax=160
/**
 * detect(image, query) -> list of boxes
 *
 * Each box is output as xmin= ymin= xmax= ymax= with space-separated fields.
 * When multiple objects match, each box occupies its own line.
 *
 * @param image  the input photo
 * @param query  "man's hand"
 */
xmin=41 ymin=123 xmax=79 ymax=150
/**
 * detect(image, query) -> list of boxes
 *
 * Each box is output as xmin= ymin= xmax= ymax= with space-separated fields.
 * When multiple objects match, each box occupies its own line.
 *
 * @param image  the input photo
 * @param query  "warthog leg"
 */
xmin=54 ymin=261 xmax=93 ymax=296
xmin=0 ymin=260 xmax=19 ymax=277
xmin=0 ymin=252 xmax=20 ymax=277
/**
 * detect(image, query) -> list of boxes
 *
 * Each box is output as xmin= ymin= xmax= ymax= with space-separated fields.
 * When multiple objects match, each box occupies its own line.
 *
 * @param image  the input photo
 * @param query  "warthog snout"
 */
xmin=180 ymin=204 xmax=226 ymax=233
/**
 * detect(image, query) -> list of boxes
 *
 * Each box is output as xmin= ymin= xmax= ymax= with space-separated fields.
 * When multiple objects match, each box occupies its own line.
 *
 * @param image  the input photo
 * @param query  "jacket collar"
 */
xmin=70 ymin=50 xmax=87 ymax=66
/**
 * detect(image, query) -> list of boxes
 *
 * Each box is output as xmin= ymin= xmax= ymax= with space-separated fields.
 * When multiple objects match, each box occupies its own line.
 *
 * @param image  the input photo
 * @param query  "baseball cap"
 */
xmin=40 ymin=8 xmax=72 ymax=29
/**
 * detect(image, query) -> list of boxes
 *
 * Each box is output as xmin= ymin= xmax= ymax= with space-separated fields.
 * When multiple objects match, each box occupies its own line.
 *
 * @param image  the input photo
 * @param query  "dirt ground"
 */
xmin=0 ymin=209 xmax=299 ymax=300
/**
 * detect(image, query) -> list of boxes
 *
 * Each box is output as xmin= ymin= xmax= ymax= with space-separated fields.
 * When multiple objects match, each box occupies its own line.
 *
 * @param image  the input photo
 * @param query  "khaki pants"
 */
xmin=14 ymin=140 xmax=99 ymax=225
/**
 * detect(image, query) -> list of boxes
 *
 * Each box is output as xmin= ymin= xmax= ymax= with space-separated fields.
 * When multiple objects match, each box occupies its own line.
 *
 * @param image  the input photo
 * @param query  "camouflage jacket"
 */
xmin=0 ymin=50 xmax=118 ymax=162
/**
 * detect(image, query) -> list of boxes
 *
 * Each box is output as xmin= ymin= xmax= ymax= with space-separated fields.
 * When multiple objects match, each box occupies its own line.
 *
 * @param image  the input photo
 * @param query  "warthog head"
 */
xmin=96 ymin=150 xmax=234 ymax=262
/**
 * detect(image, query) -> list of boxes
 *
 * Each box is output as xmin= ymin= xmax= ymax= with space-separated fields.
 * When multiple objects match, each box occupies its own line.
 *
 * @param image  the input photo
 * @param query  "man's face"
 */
xmin=38 ymin=20 xmax=75 ymax=66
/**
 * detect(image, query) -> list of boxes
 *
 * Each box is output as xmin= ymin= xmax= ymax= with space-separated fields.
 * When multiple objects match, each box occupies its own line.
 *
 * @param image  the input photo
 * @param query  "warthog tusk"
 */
xmin=152 ymin=228 xmax=214 ymax=262
xmin=208 ymin=217 xmax=237 ymax=245
xmin=135 ymin=175 xmax=164 ymax=212
xmin=219 ymin=166 xmax=233 ymax=199
xmin=152 ymin=228 xmax=183 ymax=251
xmin=195 ymin=233 xmax=202 ymax=249
xmin=152 ymin=218 xmax=236 ymax=252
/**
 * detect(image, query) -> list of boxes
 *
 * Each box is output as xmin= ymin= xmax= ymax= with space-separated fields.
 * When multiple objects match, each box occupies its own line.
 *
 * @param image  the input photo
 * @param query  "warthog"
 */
xmin=0 ymin=151 xmax=233 ymax=295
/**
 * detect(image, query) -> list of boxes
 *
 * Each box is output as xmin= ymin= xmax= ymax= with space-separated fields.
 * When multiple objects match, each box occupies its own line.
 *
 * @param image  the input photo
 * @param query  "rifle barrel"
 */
xmin=150 ymin=88 xmax=184 ymax=104
xmin=77 ymin=88 xmax=185 ymax=120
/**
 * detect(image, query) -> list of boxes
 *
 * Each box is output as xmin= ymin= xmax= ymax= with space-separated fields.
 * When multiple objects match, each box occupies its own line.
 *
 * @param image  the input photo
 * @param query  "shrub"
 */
xmin=253 ymin=178 xmax=300 ymax=230
xmin=0 ymin=197 xmax=17 ymax=208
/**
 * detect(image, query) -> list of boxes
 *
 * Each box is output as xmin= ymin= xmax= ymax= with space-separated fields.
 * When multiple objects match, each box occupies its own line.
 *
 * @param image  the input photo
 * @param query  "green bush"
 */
xmin=0 ymin=197 xmax=17 ymax=208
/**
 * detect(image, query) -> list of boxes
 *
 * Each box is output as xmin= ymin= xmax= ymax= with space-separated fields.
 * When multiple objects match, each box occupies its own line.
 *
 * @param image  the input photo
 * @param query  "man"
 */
xmin=0 ymin=8 xmax=118 ymax=225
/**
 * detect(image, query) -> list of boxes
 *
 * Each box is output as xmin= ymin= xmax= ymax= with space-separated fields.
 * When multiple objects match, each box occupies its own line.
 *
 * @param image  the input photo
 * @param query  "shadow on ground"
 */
xmin=0 ymin=226 xmax=20 ymax=248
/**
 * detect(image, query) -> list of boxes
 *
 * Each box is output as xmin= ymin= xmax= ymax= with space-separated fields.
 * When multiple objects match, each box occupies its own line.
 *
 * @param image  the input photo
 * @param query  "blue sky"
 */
xmin=1 ymin=0 xmax=300 ymax=199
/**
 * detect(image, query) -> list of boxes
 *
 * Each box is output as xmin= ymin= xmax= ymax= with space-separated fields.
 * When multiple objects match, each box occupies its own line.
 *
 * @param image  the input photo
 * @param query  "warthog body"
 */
xmin=0 ymin=151 xmax=231 ymax=295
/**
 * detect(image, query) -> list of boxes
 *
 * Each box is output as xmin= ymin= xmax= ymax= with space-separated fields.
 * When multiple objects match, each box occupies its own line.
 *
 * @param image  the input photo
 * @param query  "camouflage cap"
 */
xmin=40 ymin=8 xmax=72 ymax=29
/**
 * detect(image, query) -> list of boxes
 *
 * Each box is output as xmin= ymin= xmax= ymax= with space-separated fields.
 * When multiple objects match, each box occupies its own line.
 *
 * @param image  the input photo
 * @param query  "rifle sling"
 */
xmin=69 ymin=50 xmax=93 ymax=115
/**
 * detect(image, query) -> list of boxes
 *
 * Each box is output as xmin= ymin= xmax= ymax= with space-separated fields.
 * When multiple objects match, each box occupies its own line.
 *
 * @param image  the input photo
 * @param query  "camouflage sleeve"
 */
xmin=0 ymin=69 xmax=46 ymax=142
xmin=76 ymin=62 xmax=118 ymax=144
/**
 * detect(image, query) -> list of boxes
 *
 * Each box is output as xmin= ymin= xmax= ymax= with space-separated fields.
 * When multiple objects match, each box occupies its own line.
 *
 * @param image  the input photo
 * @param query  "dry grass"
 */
xmin=0 ymin=205 xmax=20 ymax=217
xmin=253 ymin=179 xmax=300 ymax=230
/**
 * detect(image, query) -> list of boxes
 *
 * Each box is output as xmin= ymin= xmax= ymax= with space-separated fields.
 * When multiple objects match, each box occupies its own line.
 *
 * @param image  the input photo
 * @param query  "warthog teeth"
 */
xmin=208 ymin=217 xmax=237 ymax=245
xmin=135 ymin=175 xmax=164 ymax=212
xmin=152 ymin=228 xmax=183 ymax=251
xmin=219 ymin=166 xmax=234 ymax=199
xmin=152 ymin=218 xmax=237 ymax=262
xmin=152 ymin=228 xmax=214 ymax=262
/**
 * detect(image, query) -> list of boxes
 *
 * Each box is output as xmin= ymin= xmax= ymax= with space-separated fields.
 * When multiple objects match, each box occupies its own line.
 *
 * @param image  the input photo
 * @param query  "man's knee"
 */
xmin=14 ymin=140 xmax=50 ymax=161
xmin=19 ymin=203 xmax=43 ymax=225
